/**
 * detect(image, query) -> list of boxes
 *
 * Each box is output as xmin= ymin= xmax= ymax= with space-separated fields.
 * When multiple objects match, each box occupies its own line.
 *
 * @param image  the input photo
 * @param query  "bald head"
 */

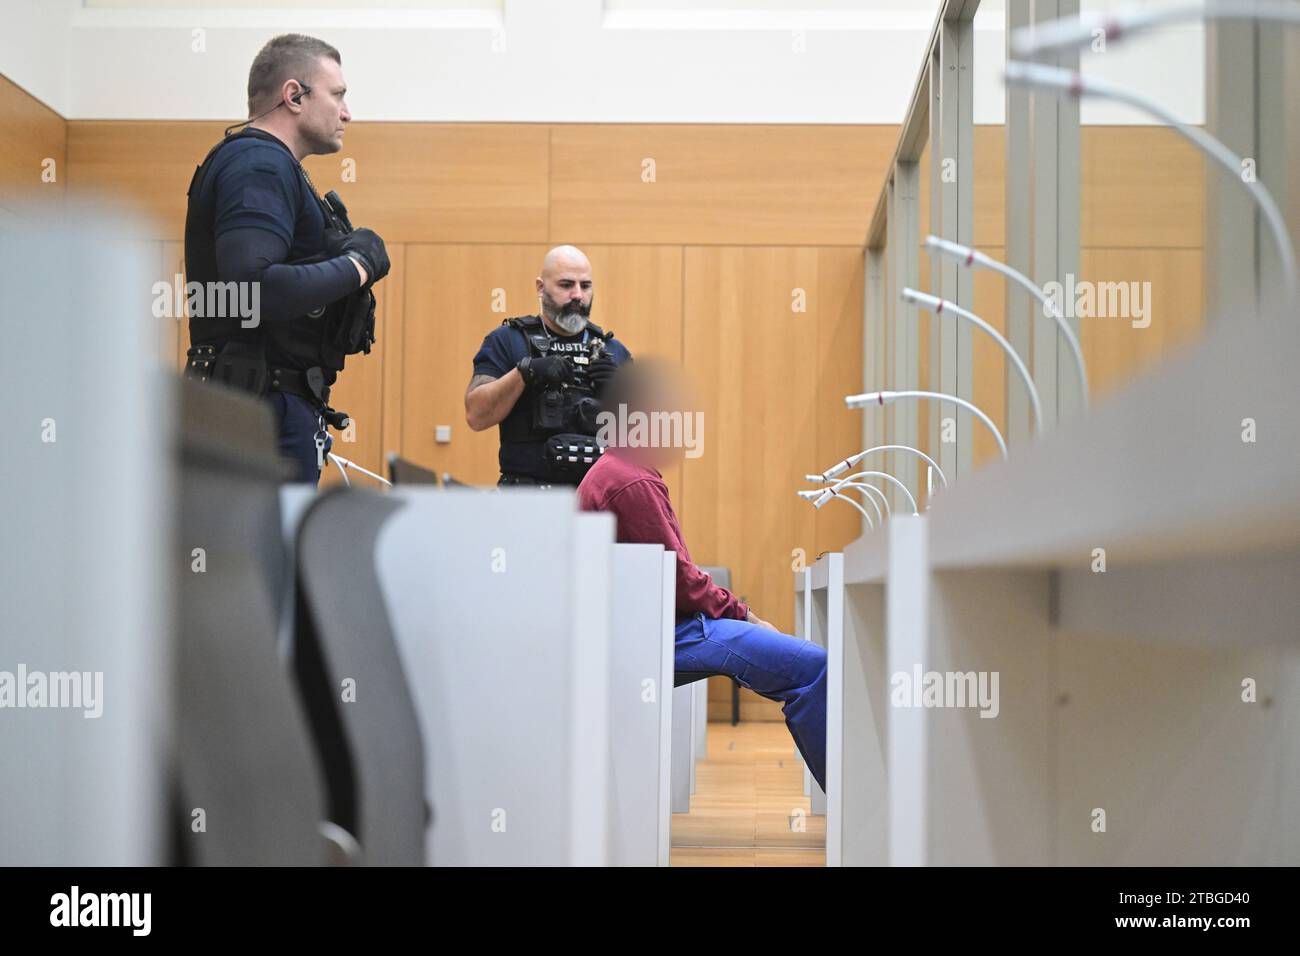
xmin=537 ymin=245 xmax=594 ymax=335
xmin=541 ymin=244 xmax=591 ymax=278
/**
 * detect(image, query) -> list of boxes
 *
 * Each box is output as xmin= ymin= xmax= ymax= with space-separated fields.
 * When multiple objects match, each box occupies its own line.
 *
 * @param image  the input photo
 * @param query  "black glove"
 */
xmin=517 ymin=355 xmax=573 ymax=389
xmin=338 ymin=227 xmax=390 ymax=285
xmin=585 ymin=354 xmax=619 ymax=397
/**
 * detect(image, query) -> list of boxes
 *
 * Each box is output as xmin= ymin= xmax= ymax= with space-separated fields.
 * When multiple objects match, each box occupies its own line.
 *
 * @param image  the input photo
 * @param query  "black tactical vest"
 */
xmin=183 ymin=128 xmax=375 ymax=384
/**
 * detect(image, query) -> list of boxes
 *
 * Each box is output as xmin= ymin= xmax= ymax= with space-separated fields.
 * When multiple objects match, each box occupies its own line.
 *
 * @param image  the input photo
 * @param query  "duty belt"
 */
xmin=269 ymin=366 xmax=330 ymax=408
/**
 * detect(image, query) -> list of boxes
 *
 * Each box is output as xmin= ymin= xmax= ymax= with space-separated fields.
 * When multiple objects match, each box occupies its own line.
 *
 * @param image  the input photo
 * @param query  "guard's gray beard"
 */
xmin=550 ymin=309 xmax=588 ymax=335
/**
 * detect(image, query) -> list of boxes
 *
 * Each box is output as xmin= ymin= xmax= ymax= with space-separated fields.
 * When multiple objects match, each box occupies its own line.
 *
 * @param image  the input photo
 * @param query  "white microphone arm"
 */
xmin=846 ymin=389 xmax=1009 ymax=460
xmin=1012 ymin=2 xmax=1300 ymax=58
xmin=836 ymin=471 xmax=919 ymax=516
xmin=924 ymin=235 xmax=1090 ymax=407
xmin=328 ymin=453 xmax=394 ymax=488
xmin=901 ymin=287 xmax=1044 ymax=435
xmin=816 ymin=443 xmax=949 ymax=489
xmin=800 ymin=484 xmax=887 ymax=525
xmin=799 ymin=487 xmax=874 ymax=526
xmin=1004 ymin=60 xmax=1298 ymax=305
xmin=845 ymin=482 xmax=888 ymax=525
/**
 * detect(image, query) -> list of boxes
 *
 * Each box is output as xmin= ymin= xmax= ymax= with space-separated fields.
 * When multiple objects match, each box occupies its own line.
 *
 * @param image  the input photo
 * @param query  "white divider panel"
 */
xmin=571 ymin=513 xmax=613 ymax=865
xmin=670 ymin=684 xmax=694 ymax=814
xmin=658 ymin=552 xmax=676 ymax=866
xmin=0 ymin=222 xmax=170 ymax=866
xmin=607 ymin=543 xmax=675 ymax=866
xmin=840 ymin=572 xmax=889 ymax=867
xmin=886 ymin=516 xmax=929 ymax=867
xmin=378 ymin=488 xmax=613 ymax=866
xmin=806 ymin=568 xmax=831 ymax=819
xmin=692 ymin=678 xmax=707 ymax=777
xmin=793 ymin=568 xmax=813 ymax=800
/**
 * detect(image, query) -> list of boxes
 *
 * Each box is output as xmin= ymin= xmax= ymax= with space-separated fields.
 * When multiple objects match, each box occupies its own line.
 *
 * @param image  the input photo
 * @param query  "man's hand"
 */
xmin=517 ymin=355 xmax=573 ymax=389
xmin=586 ymin=354 xmax=619 ymax=397
xmin=338 ymin=227 xmax=390 ymax=286
xmin=746 ymin=609 xmax=780 ymax=632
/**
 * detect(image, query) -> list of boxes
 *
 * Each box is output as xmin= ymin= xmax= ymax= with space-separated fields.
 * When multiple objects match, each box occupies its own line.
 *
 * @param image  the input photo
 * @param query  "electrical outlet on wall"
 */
xmin=435 ymin=425 xmax=452 ymax=444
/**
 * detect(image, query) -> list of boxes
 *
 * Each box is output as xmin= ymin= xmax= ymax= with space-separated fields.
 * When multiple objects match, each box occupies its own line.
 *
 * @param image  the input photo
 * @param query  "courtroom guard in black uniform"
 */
xmin=184 ymin=34 xmax=390 ymax=483
xmin=466 ymin=246 xmax=632 ymax=487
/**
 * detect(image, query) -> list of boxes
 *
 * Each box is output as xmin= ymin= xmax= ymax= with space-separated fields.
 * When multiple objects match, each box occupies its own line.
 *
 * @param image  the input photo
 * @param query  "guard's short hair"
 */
xmin=247 ymin=34 xmax=341 ymax=115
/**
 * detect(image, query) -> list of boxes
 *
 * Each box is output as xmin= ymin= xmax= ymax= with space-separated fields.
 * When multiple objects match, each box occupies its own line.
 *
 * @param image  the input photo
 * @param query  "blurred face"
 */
xmin=537 ymin=256 xmax=593 ymax=335
xmin=608 ymin=362 xmax=700 ymax=470
xmin=295 ymin=57 xmax=351 ymax=155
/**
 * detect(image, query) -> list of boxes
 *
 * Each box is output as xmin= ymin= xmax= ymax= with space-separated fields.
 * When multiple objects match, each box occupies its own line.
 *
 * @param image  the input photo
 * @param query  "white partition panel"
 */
xmin=658 ymin=553 xmax=676 ymax=866
xmin=607 ymin=543 xmax=675 ymax=866
xmin=378 ymin=489 xmax=613 ymax=866
xmin=0 ymin=222 xmax=170 ymax=866
xmin=670 ymin=684 xmax=694 ymax=814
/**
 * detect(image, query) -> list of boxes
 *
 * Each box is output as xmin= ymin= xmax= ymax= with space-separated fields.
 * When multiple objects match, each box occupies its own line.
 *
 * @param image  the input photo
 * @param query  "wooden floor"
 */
xmin=670 ymin=720 xmax=825 ymax=867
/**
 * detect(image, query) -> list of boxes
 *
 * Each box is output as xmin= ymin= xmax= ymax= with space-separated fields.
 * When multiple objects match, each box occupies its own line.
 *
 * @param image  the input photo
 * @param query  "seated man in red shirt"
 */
xmin=577 ymin=359 xmax=826 ymax=792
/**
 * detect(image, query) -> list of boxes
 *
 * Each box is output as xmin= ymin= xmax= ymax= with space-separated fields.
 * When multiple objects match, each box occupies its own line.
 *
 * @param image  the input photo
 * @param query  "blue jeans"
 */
xmin=269 ymin=392 xmax=331 ymax=484
xmin=674 ymin=612 xmax=827 ymax=792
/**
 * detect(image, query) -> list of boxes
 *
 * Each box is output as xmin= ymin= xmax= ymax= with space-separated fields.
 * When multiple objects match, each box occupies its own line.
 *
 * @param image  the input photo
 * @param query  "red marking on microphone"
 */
xmin=936 ymin=299 xmax=945 ymax=314
xmin=1104 ymin=17 xmax=1122 ymax=41
xmin=877 ymin=393 xmax=885 ymax=406
xmin=1068 ymin=73 xmax=1084 ymax=98
xmin=965 ymin=250 xmax=975 ymax=267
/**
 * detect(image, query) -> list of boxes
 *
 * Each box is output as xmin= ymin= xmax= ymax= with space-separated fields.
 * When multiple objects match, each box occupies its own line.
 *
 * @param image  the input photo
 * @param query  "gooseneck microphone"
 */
xmin=813 ymin=444 xmax=949 ymax=491
xmin=923 ymin=236 xmax=1090 ymax=408
xmin=1011 ymin=2 xmax=1300 ymax=59
xmin=797 ymin=487 xmax=874 ymax=527
xmin=328 ymin=453 xmax=393 ymax=488
xmin=846 ymin=390 xmax=1009 ymax=460
xmin=832 ymin=470 xmax=919 ymax=516
xmin=901 ymin=287 xmax=1043 ymax=435
xmin=814 ymin=444 xmax=948 ymax=491
xmin=1004 ymin=60 xmax=1298 ymax=305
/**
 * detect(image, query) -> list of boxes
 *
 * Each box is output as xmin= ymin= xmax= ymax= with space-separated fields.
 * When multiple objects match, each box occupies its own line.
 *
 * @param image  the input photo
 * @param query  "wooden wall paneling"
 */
xmin=683 ymin=246 xmax=862 ymax=719
xmin=400 ymin=243 xmax=550 ymax=485
xmin=159 ymin=240 xmax=188 ymax=371
xmin=300 ymin=123 xmax=551 ymax=244
xmin=813 ymin=248 xmax=867 ymax=555
xmin=66 ymin=121 xmax=552 ymax=244
xmin=66 ymin=121 xmax=227 ymax=239
xmin=550 ymin=124 xmax=899 ymax=246
xmin=380 ymin=244 xmax=407 ymax=464
xmin=969 ymin=253 xmax=1007 ymax=468
xmin=973 ymin=124 xmax=1007 ymax=249
xmin=1081 ymin=126 xmax=1205 ymax=249
xmin=1078 ymin=248 xmax=1206 ymax=399
xmin=581 ymin=244 xmax=685 ymax=505
xmin=682 ymin=247 xmax=772 ymax=718
xmin=0 ymin=75 xmax=66 ymax=219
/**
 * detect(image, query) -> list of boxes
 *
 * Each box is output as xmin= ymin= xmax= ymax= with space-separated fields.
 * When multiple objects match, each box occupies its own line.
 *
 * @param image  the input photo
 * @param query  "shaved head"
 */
xmin=541 ymin=244 xmax=590 ymax=277
xmin=537 ymin=245 xmax=594 ymax=335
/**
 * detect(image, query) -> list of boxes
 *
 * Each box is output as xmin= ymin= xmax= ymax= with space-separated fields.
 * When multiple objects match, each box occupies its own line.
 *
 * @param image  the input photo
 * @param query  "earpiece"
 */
xmin=290 ymin=83 xmax=313 ymax=105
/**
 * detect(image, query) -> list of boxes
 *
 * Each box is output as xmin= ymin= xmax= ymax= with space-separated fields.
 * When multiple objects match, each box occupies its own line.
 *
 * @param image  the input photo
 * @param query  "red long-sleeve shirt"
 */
xmin=577 ymin=451 xmax=749 ymax=622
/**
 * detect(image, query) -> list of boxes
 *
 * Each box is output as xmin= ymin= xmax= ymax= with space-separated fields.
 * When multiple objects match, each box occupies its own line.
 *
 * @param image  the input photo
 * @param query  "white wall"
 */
xmin=0 ymin=0 xmax=76 ymax=114
xmin=2 ymin=0 xmax=1204 ymax=124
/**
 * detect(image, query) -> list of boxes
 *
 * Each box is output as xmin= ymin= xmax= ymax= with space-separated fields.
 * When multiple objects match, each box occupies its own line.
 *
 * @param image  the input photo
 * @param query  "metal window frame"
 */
xmin=1206 ymin=19 xmax=1300 ymax=319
